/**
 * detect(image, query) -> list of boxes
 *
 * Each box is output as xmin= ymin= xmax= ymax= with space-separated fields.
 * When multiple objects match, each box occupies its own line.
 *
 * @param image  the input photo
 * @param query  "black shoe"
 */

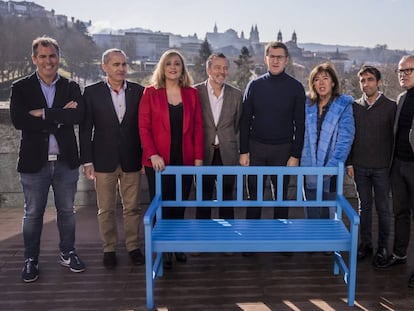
xmin=103 ymin=252 xmax=117 ymax=270
xmin=372 ymin=247 xmax=388 ymax=268
xmin=22 ymin=258 xmax=39 ymax=283
xmin=376 ymin=253 xmax=407 ymax=269
xmin=282 ymin=252 xmax=294 ymax=257
xmin=174 ymin=252 xmax=187 ymax=262
xmin=408 ymin=271 xmax=414 ymax=288
xmin=242 ymin=252 xmax=255 ymax=257
xmin=163 ymin=253 xmax=173 ymax=269
xmin=129 ymin=249 xmax=144 ymax=266
xmin=357 ymin=243 xmax=373 ymax=260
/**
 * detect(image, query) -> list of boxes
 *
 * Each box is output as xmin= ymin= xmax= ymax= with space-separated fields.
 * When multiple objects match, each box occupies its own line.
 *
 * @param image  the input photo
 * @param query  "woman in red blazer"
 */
xmin=139 ymin=49 xmax=203 ymax=264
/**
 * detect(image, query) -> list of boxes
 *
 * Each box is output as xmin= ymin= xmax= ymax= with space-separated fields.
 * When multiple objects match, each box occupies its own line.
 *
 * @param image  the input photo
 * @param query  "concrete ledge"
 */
xmin=0 ymin=108 xmax=356 ymax=208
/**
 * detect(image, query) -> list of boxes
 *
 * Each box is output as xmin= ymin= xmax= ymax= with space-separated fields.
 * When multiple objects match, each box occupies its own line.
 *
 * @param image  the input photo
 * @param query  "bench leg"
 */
xmin=333 ymin=251 xmax=340 ymax=275
xmin=145 ymin=254 xmax=154 ymax=309
xmin=145 ymin=228 xmax=155 ymax=309
xmin=347 ymin=248 xmax=357 ymax=306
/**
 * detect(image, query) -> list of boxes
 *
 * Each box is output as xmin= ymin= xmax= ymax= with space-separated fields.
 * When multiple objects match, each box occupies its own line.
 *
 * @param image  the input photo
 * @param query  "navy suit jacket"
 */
xmin=80 ymin=80 xmax=144 ymax=172
xmin=10 ymin=72 xmax=84 ymax=173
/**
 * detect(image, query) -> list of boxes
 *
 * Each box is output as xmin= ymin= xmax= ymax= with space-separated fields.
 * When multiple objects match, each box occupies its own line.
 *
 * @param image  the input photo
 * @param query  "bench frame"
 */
xmin=144 ymin=163 xmax=359 ymax=309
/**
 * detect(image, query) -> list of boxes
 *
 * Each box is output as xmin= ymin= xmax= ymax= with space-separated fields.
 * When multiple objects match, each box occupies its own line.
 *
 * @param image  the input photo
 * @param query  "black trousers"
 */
xmin=145 ymin=166 xmax=193 ymax=219
xmin=247 ymin=140 xmax=292 ymax=219
xmin=197 ymin=148 xmax=235 ymax=219
xmin=390 ymin=158 xmax=414 ymax=257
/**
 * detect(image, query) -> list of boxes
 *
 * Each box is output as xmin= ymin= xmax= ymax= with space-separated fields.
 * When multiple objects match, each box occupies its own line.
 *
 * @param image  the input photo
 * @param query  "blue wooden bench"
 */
xmin=144 ymin=163 xmax=359 ymax=309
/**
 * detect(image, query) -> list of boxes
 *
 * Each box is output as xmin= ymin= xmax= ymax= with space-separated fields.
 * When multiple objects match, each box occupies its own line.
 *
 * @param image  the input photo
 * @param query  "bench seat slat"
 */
xmin=152 ymin=219 xmax=351 ymax=251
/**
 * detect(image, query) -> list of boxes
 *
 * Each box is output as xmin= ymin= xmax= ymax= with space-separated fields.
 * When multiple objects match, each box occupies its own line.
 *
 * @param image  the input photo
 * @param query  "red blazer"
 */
xmin=139 ymin=86 xmax=204 ymax=167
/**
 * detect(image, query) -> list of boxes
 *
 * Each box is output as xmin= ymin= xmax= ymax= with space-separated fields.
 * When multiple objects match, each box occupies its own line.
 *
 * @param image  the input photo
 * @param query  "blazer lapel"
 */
xmin=395 ymin=92 xmax=407 ymax=135
xmin=199 ymin=82 xmax=215 ymax=128
xmin=182 ymin=87 xmax=191 ymax=133
xmin=101 ymin=83 xmax=120 ymax=124
xmin=161 ymin=88 xmax=171 ymax=130
xmin=218 ymin=84 xmax=232 ymax=126
xmin=123 ymin=82 xmax=133 ymax=125
xmin=30 ymin=74 xmax=49 ymax=109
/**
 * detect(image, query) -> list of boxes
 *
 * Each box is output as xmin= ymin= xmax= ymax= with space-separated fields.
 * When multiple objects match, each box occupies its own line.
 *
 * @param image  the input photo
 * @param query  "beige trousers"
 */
xmin=95 ymin=167 xmax=141 ymax=253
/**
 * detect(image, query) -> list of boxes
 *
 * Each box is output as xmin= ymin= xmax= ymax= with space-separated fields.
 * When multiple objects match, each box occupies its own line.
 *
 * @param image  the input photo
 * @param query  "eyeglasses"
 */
xmin=268 ymin=55 xmax=286 ymax=62
xmin=396 ymin=68 xmax=414 ymax=76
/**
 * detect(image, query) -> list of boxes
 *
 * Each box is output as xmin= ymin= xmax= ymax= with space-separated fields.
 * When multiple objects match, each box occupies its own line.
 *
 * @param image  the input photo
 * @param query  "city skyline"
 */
xmin=32 ymin=0 xmax=414 ymax=51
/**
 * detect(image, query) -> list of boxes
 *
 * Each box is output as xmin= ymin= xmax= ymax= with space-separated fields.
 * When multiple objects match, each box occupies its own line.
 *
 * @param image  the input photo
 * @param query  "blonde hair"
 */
xmin=151 ymin=49 xmax=193 ymax=88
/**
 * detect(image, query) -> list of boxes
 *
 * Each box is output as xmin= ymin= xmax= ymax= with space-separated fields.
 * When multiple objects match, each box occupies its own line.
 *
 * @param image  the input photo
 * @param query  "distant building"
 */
xmin=169 ymin=33 xmax=202 ymax=63
xmin=206 ymin=23 xmax=260 ymax=55
xmin=277 ymin=29 xmax=304 ymax=59
xmin=0 ymin=0 xmax=90 ymax=31
xmin=3 ymin=0 xmax=46 ymax=17
xmin=93 ymin=32 xmax=169 ymax=61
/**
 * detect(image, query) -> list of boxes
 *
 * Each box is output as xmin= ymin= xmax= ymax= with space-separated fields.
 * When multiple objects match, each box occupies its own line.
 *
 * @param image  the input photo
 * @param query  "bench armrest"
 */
xmin=337 ymin=194 xmax=360 ymax=226
xmin=143 ymin=194 xmax=162 ymax=226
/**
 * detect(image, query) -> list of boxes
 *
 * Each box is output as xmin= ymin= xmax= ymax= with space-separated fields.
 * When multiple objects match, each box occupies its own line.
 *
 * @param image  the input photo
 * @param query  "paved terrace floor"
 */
xmin=1 ymin=194 xmax=414 ymax=311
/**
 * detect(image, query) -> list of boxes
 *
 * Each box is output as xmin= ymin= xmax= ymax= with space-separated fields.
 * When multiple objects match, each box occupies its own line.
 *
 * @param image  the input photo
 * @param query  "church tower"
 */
xmin=249 ymin=24 xmax=259 ymax=43
xmin=292 ymin=30 xmax=297 ymax=44
xmin=214 ymin=23 xmax=218 ymax=33
xmin=277 ymin=29 xmax=283 ymax=42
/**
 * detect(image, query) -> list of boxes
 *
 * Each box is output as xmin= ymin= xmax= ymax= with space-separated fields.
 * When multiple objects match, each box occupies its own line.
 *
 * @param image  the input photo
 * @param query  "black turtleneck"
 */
xmin=239 ymin=71 xmax=305 ymax=157
xmin=395 ymin=87 xmax=414 ymax=161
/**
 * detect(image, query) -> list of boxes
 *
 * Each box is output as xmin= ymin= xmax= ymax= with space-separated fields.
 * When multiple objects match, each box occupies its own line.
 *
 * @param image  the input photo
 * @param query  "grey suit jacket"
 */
xmin=395 ymin=91 xmax=414 ymax=153
xmin=195 ymin=80 xmax=242 ymax=165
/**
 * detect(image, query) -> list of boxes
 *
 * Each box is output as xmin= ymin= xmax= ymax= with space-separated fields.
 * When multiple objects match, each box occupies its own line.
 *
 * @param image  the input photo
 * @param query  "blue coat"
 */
xmin=301 ymin=94 xmax=355 ymax=189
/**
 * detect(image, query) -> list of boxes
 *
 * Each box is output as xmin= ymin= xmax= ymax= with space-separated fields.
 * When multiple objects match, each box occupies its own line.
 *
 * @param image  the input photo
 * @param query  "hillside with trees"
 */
xmin=0 ymin=14 xmax=99 ymax=100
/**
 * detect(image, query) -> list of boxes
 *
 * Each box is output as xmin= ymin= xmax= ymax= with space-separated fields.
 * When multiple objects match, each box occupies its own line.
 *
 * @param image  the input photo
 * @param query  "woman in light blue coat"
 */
xmin=301 ymin=63 xmax=355 ymax=218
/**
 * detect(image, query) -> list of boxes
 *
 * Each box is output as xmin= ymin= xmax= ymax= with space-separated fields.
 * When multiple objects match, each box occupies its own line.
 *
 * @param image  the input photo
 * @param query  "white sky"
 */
xmin=34 ymin=0 xmax=413 ymax=51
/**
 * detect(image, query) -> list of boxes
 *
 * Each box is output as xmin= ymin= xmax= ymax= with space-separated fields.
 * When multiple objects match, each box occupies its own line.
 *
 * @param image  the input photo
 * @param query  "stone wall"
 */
xmin=1 ymin=103 xmax=97 ymax=208
xmin=0 ymin=103 xmax=356 ymax=209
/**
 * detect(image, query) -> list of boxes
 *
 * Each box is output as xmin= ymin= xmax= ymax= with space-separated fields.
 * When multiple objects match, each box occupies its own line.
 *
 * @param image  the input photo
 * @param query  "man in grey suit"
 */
xmin=194 ymin=53 xmax=242 ymax=219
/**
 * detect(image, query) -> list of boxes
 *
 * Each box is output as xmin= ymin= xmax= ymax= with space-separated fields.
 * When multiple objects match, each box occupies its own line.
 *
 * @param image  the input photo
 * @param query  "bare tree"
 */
xmin=232 ymin=46 xmax=254 ymax=92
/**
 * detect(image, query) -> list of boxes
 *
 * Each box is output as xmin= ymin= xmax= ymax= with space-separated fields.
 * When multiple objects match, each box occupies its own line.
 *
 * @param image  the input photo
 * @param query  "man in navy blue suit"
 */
xmin=10 ymin=36 xmax=86 ymax=283
xmin=80 ymin=49 xmax=144 ymax=269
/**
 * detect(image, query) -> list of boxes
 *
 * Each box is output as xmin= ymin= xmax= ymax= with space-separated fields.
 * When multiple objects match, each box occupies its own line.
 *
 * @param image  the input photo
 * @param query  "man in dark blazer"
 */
xmin=10 ymin=36 xmax=86 ymax=283
xmin=381 ymin=55 xmax=414 ymax=275
xmin=80 ymin=49 xmax=144 ymax=270
xmin=194 ymin=53 xmax=242 ymax=219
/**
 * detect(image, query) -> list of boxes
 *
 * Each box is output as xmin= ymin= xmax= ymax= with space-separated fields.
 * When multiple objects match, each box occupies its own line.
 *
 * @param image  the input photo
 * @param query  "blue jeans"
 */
xmin=20 ymin=160 xmax=79 ymax=260
xmin=354 ymin=165 xmax=390 ymax=249
xmin=304 ymin=176 xmax=337 ymax=219
xmin=303 ymin=188 xmax=336 ymax=219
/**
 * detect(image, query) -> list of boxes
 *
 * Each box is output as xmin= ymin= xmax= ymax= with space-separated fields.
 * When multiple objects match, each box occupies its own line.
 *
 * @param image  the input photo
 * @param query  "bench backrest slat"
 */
xmin=155 ymin=164 xmax=345 ymax=209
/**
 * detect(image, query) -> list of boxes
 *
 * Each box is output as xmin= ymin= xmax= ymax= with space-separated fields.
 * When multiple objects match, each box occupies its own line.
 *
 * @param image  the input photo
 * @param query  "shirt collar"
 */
xmin=105 ymin=78 xmax=127 ymax=93
xmin=36 ymin=72 xmax=60 ymax=86
xmin=207 ymin=79 xmax=225 ymax=98
xmin=363 ymin=92 xmax=382 ymax=107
